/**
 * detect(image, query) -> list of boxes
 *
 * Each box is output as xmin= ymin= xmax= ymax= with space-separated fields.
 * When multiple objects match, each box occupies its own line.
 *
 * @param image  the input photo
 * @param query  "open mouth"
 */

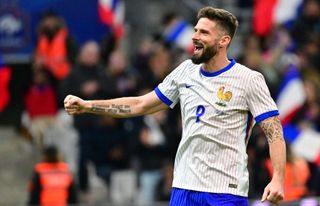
xmin=193 ymin=43 xmax=204 ymax=54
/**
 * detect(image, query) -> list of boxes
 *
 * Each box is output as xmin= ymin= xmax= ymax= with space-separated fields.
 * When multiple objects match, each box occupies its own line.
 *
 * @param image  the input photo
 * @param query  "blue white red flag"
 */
xmin=284 ymin=124 xmax=320 ymax=165
xmin=98 ymin=0 xmax=125 ymax=39
xmin=253 ymin=0 xmax=303 ymax=36
xmin=164 ymin=20 xmax=194 ymax=54
xmin=276 ymin=64 xmax=305 ymax=126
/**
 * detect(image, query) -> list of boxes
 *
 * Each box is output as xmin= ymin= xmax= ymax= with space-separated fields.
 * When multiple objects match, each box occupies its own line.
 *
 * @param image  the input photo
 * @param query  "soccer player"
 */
xmin=64 ymin=7 xmax=285 ymax=205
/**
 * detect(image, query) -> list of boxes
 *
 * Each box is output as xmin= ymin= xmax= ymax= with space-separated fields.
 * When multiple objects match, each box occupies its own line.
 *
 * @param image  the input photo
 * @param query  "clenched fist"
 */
xmin=64 ymin=95 xmax=89 ymax=115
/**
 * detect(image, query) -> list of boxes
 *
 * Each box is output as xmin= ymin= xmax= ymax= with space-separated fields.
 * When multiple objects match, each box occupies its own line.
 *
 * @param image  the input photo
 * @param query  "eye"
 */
xmin=201 ymin=30 xmax=210 ymax=35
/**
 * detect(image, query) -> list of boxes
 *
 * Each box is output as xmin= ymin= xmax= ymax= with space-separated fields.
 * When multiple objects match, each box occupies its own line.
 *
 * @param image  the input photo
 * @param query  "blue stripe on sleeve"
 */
xmin=255 ymin=110 xmax=279 ymax=124
xmin=154 ymin=87 xmax=173 ymax=106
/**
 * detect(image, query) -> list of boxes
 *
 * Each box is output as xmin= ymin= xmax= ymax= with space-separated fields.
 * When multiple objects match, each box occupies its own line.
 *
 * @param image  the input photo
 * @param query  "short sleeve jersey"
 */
xmin=155 ymin=59 xmax=278 ymax=196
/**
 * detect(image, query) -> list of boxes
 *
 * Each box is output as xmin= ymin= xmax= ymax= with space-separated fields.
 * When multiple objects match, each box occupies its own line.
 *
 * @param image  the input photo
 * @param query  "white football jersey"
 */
xmin=155 ymin=59 xmax=278 ymax=196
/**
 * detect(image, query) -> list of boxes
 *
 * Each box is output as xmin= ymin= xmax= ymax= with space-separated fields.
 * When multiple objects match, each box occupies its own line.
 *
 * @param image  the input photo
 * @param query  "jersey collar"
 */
xmin=200 ymin=59 xmax=236 ymax=77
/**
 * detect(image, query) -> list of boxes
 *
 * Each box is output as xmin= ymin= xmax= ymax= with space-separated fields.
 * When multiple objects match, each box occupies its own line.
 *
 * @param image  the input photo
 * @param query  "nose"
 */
xmin=192 ymin=31 xmax=199 ymax=41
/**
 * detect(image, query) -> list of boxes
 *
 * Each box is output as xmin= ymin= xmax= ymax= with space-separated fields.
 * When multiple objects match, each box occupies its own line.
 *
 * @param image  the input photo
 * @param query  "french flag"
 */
xmin=253 ymin=0 xmax=303 ymax=36
xmin=0 ymin=56 xmax=11 ymax=112
xmin=276 ymin=64 xmax=305 ymax=126
xmin=164 ymin=20 xmax=194 ymax=54
xmin=284 ymin=124 xmax=320 ymax=165
xmin=98 ymin=0 xmax=125 ymax=39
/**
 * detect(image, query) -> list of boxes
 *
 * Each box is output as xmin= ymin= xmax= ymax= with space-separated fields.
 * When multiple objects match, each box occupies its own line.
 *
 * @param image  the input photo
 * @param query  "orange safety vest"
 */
xmin=265 ymin=159 xmax=310 ymax=201
xmin=36 ymin=29 xmax=70 ymax=80
xmin=35 ymin=162 xmax=73 ymax=206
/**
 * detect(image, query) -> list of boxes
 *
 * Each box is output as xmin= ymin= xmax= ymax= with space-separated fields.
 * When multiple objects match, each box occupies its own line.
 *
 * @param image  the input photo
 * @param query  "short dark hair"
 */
xmin=197 ymin=7 xmax=238 ymax=39
xmin=43 ymin=145 xmax=59 ymax=162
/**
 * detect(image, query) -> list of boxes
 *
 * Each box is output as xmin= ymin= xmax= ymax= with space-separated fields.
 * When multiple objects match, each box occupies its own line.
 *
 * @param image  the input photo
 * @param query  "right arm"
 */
xmin=64 ymin=91 xmax=168 ymax=118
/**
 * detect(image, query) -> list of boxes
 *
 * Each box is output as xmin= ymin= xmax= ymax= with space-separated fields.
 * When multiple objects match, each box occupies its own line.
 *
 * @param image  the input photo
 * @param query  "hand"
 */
xmin=64 ymin=95 xmax=88 ymax=115
xmin=261 ymin=179 xmax=284 ymax=205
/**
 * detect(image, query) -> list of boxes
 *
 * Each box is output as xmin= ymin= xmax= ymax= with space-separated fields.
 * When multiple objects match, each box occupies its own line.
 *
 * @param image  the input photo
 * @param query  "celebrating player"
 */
xmin=64 ymin=7 xmax=285 ymax=205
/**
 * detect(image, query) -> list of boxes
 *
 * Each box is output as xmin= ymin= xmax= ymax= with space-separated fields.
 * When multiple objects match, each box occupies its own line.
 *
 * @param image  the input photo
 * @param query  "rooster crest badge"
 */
xmin=215 ymin=86 xmax=232 ymax=107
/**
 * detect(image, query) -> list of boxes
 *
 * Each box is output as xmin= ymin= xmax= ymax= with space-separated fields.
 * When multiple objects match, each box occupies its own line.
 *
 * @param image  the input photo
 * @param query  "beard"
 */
xmin=191 ymin=43 xmax=218 ymax=64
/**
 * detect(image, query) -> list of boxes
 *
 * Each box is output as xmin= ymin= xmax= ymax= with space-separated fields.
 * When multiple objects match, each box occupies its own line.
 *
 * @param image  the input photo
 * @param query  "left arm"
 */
xmin=259 ymin=115 xmax=286 ymax=204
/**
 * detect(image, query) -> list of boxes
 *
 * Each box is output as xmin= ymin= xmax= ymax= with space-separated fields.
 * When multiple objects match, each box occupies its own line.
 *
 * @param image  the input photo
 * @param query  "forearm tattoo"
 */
xmin=259 ymin=116 xmax=284 ymax=144
xmin=91 ymin=104 xmax=131 ymax=114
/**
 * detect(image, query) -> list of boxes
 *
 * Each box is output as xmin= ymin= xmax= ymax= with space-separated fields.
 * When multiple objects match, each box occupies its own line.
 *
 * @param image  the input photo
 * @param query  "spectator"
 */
xmin=137 ymin=43 xmax=173 ymax=89
xmin=60 ymin=41 xmax=112 ymax=197
xmin=24 ymin=68 xmax=58 ymax=152
xmin=136 ymin=110 xmax=169 ymax=203
xmin=105 ymin=50 xmax=138 ymax=97
xmin=294 ymin=70 xmax=320 ymax=131
xmin=291 ymin=0 xmax=320 ymax=47
xmin=28 ymin=145 xmax=77 ymax=205
xmin=93 ymin=116 xmax=131 ymax=201
xmin=296 ymin=33 xmax=320 ymax=71
xmin=292 ymin=70 xmax=320 ymax=196
xmin=34 ymin=11 xmax=78 ymax=82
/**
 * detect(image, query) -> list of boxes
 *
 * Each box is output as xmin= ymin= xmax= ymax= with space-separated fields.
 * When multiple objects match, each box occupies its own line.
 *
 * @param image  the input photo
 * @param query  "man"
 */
xmin=61 ymin=41 xmax=112 ymax=194
xmin=28 ymin=146 xmax=77 ymax=205
xmin=35 ymin=11 xmax=78 ymax=81
xmin=64 ymin=7 xmax=285 ymax=205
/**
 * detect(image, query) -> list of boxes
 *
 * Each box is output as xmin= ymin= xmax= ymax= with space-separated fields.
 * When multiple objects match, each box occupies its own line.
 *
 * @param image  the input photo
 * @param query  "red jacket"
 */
xmin=25 ymin=85 xmax=57 ymax=119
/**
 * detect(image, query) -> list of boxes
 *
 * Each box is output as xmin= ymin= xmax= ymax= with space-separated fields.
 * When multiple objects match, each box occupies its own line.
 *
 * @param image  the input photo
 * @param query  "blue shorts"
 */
xmin=169 ymin=187 xmax=248 ymax=206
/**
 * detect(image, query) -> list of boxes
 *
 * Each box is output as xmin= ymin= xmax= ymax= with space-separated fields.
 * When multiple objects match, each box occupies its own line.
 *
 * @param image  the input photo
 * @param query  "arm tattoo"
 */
xmin=91 ymin=104 xmax=131 ymax=114
xmin=259 ymin=116 xmax=284 ymax=144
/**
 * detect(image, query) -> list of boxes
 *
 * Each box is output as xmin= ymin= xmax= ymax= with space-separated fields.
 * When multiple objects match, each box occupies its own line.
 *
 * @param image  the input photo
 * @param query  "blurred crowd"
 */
xmin=1 ymin=0 xmax=320 ymax=205
xmin=22 ymin=10 xmax=182 ymax=205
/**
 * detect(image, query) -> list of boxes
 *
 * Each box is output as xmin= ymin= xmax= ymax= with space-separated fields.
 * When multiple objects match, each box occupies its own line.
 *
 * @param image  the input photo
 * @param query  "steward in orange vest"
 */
xmin=265 ymin=144 xmax=310 ymax=201
xmin=28 ymin=146 xmax=77 ymax=206
xmin=35 ymin=12 xmax=78 ymax=80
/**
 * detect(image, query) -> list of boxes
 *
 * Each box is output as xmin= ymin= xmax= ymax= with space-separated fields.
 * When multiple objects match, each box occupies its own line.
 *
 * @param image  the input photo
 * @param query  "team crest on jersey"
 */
xmin=215 ymin=86 xmax=232 ymax=107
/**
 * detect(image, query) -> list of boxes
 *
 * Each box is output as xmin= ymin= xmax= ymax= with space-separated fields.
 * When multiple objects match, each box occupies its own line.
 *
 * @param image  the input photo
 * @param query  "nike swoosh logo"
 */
xmin=185 ymin=84 xmax=193 ymax=88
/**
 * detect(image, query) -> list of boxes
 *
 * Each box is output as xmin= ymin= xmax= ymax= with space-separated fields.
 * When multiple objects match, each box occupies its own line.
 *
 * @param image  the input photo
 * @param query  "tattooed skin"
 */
xmin=259 ymin=116 xmax=284 ymax=144
xmin=91 ymin=104 xmax=131 ymax=114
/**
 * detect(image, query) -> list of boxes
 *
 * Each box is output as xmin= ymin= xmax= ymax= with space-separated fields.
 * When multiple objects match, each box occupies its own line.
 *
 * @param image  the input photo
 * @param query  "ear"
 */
xmin=219 ymin=35 xmax=231 ymax=48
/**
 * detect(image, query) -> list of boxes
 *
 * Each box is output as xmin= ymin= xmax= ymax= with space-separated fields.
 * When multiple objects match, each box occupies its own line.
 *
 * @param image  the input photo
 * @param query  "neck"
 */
xmin=202 ymin=52 xmax=230 ymax=73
